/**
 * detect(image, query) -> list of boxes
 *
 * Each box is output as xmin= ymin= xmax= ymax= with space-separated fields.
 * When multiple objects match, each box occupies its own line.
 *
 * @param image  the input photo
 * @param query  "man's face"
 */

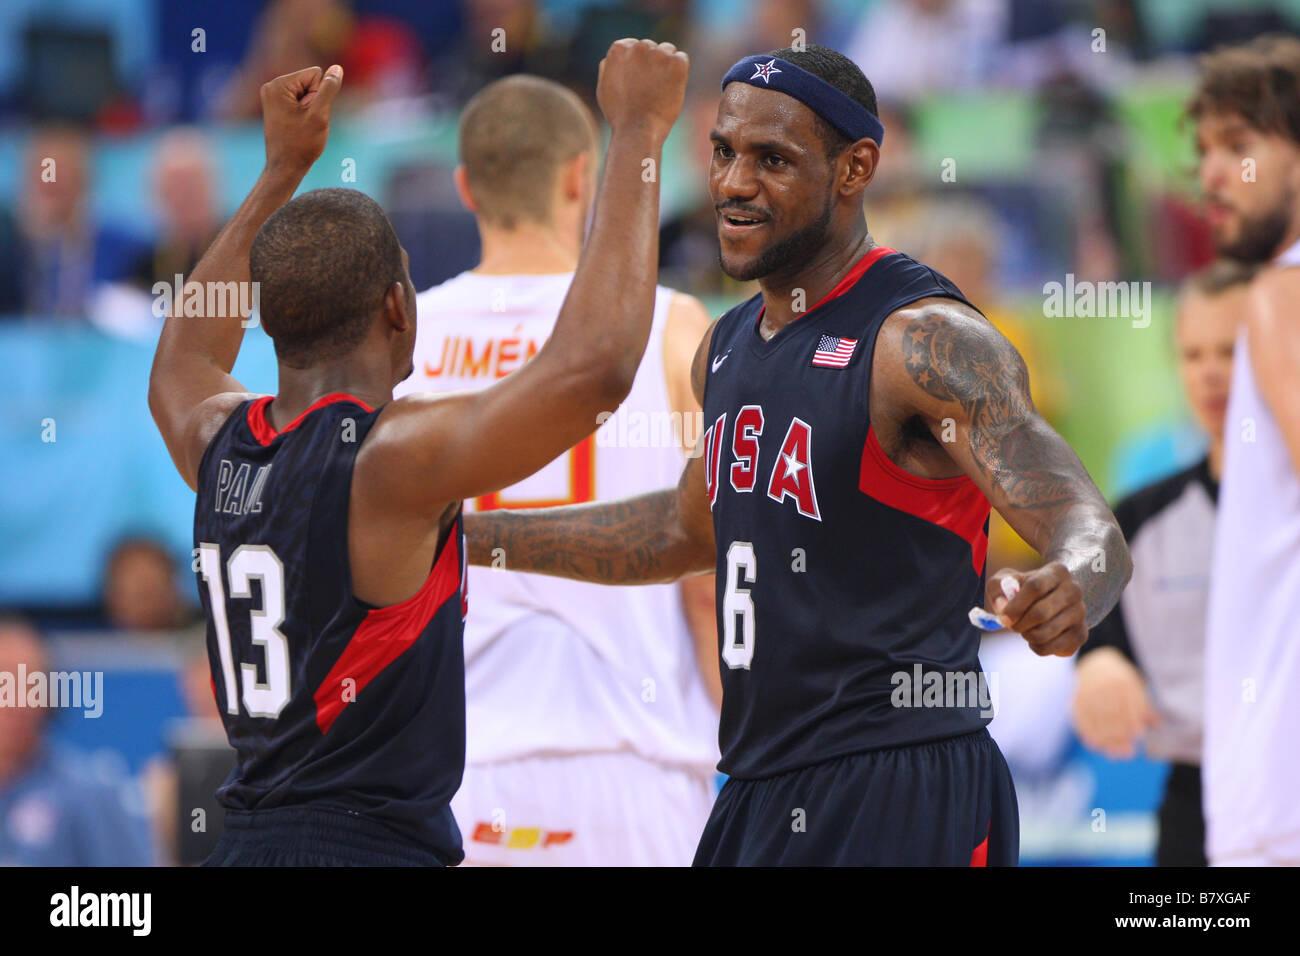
xmin=105 ymin=546 xmax=179 ymax=632
xmin=1197 ymin=111 xmax=1300 ymax=262
xmin=156 ymin=147 xmax=216 ymax=237
xmin=24 ymin=130 xmax=88 ymax=232
xmin=709 ymin=85 xmax=839 ymax=282
xmin=1177 ymin=285 xmax=1244 ymax=441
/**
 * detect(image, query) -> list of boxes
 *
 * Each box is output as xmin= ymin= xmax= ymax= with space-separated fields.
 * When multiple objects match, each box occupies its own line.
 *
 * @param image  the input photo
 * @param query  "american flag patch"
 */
xmin=811 ymin=333 xmax=857 ymax=368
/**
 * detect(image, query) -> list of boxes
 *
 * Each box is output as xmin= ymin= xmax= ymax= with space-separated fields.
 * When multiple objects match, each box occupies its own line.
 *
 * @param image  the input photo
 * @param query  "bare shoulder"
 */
xmin=1249 ymin=263 xmax=1300 ymax=298
xmin=351 ymin=392 xmax=461 ymax=526
xmin=663 ymin=291 xmax=713 ymax=417
xmin=875 ymin=296 xmax=1029 ymax=414
xmin=358 ymin=390 xmax=462 ymax=469
xmin=1246 ymin=267 xmax=1300 ymax=341
xmin=185 ymin=390 xmax=262 ymax=482
xmin=666 ymin=290 xmax=712 ymax=336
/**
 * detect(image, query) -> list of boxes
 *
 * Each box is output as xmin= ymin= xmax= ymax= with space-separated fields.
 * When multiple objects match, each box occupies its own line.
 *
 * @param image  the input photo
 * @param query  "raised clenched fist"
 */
xmin=596 ymin=39 xmax=689 ymax=141
xmin=260 ymin=64 xmax=343 ymax=175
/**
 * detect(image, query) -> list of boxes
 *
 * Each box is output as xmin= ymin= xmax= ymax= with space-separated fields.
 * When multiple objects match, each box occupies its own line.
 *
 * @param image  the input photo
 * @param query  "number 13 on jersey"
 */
xmin=198 ymin=542 xmax=291 ymax=719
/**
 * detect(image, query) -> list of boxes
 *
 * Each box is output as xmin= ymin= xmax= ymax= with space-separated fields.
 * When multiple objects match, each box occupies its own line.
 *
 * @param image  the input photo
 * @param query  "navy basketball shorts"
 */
xmin=693 ymin=728 xmax=1019 ymax=866
xmin=204 ymin=806 xmax=450 ymax=867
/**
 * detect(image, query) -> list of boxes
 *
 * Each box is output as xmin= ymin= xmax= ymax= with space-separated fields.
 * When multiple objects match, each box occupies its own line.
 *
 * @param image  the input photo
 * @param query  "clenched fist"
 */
xmin=597 ymin=39 xmax=689 ymax=140
xmin=987 ymin=562 xmax=1087 ymax=657
xmin=261 ymin=64 xmax=343 ymax=175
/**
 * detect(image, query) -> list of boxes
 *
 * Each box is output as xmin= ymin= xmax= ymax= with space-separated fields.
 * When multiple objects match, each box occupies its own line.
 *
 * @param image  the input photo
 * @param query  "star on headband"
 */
xmin=750 ymin=59 xmax=782 ymax=84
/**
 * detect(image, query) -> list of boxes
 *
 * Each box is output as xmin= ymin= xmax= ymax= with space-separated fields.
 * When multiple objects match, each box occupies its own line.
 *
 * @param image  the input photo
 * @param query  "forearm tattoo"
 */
xmin=464 ymin=489 xmax=699 ymax=586
xmin=900 ymin=307 xmax=1131 ymax=625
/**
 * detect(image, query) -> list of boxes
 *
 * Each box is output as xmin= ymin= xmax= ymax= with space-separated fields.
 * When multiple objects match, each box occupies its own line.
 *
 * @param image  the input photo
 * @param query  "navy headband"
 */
xmin=721 ymin=54 xmax=884 ymax=146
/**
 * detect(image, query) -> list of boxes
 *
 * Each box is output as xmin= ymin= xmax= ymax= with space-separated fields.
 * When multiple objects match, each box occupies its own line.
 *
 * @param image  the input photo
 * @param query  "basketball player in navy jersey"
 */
xmin=464 ymin=45 xmax=1132 ymax=865
xmin=147 ymin=41 xmax=689 ymax=865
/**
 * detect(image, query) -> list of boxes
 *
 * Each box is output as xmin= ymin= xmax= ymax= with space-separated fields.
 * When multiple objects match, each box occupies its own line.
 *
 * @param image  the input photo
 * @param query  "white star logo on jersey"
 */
xmin=751 ymin=60 xmax=782 ymax=84
xmin=782 ymin=451 xmax=805 ymax=478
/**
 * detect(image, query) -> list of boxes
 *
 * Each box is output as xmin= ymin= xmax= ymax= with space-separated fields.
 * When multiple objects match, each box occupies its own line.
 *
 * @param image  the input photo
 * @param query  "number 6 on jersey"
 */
xmin=723 ymin=541 xmax=757 ymax=669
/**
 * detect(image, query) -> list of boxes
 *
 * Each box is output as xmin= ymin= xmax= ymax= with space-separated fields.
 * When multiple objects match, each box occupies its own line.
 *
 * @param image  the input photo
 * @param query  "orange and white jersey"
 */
xmin=395 ymin=270 xmax=719 ymax=776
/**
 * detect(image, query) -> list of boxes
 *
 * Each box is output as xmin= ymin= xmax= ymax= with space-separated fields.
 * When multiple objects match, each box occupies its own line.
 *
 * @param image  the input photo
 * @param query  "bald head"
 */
xmin=458 ymin=75 xmax=598 ymax=229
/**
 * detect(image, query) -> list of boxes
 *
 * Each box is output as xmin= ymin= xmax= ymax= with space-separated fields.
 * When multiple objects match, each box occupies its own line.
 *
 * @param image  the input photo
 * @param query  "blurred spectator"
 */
xmin=217 ymin=0 xmax=439 ymax=116
xmin=1093 ymin=0 xmax=1152 ymax=61
xmin=562 ymin=1 xmax=688 ymax=102
xmin=448 ymin=0 xmax=547 ymax=102
xmin=845 ymin=0 xmax=1005 ymax=103
xmin=93 ymin=129 xmax=224 ymax=341
xmin=684 ymin=0 xmax=828 ymax=90
xmin=339 ymin=15 xmax=425 ymax=104
xmin=992 ymin=0 xmax=1141 ymax=91
xmin=138 ymin=129 xmax=222 ymax=287
xmin=866 ymin=102 xmax=923 ymax=201
xmin=1189 ymin=4 xmax=1294 ymax=53
xmin=102 ymin=537 xmax=192 ymax=633
xmin=1072 ymin=259 xmax=1256 ymax=867
xmin=0 ymin=616 xmax=154 ymax=865
xmin=20 ymin=125 xmax=93 ymax=315
xmin=217 ymin=0 xmax=353 ymax=120
xmin=14 ymin=125 xmax=147 ymax=319
xmin=1033 ymin=73 xmax=1127 ymax=283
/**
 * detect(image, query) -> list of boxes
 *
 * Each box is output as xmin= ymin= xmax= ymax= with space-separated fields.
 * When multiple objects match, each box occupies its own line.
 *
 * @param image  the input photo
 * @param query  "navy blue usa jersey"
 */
xmin=193 ymin=393 xmax=467 ymax=864
xmin=702 ymin=246 xmax=993 ymax=779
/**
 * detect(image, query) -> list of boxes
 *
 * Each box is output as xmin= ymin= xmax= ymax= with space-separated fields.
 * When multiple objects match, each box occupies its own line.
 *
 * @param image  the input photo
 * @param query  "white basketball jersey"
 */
xmin=1204 ymin=238 xmax=1300 ymax=864
xmin=395 ymin=270 xmax=720 ymax=775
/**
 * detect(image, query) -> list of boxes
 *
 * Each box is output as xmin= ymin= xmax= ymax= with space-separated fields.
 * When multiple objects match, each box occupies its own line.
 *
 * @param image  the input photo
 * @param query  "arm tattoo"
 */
xmin=900 ymin=306 xmax=1131 ymax=626
xmin=464 ymin=489 xmax=707 ymax=585
xmin=901 ymin=311 xmax=1074 ymax=511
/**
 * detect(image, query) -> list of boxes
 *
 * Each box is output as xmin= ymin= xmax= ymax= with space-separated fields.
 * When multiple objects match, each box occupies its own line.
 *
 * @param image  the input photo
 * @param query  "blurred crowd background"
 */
xmin=1 ymin=0 xmax=1294 ymax=865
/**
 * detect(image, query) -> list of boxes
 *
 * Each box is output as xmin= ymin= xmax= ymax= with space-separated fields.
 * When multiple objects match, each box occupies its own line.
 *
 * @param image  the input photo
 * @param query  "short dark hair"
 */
xmin=105 ymin=535 xmax=173 ymax=577
xmin=250 ymin=188 xmax=406 ymax=368
xmin=765 ymin=44 xmax=879 ymax=159
xmin=1187 ymin=34 xmax=1300 ymax=144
